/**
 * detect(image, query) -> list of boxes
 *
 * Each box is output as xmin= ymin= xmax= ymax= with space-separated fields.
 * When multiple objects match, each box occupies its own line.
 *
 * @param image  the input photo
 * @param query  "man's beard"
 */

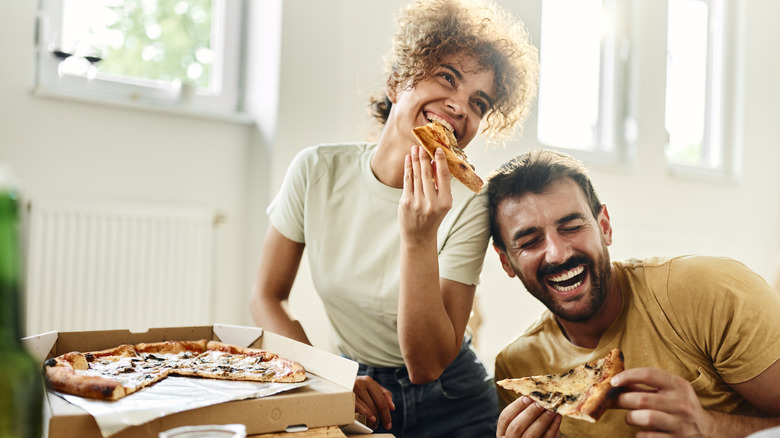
xmin=517 ymin=241 xmax=611 ymax=323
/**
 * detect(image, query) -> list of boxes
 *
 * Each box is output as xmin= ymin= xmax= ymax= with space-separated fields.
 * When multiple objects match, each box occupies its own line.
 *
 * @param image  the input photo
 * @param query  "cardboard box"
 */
xmin=23 ymin=324 xmax=359 ymax=438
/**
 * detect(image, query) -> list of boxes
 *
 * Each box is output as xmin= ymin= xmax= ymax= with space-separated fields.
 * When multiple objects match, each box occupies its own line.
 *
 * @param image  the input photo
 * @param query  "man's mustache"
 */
xmin=537 ymin=254 xmax=591 ymax=281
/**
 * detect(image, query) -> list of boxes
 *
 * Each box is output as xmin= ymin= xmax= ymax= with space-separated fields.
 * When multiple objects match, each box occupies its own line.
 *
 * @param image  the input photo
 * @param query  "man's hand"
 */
xmin=611 ymin=367 xmax=714 ymax=437
xmin=353 ymin=375 xmax=395 ymax=430
xmin=497 ymin=396 xmax=562 ymax=438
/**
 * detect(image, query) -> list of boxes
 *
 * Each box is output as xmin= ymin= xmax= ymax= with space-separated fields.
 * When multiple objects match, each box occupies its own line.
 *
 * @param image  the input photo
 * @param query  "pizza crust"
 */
xmin=497 ymin=348 xmax=625 ymax=423
xmin=576 ymin=349 xmax=625 ymax=422
xmin=413 ymin=121 xmax=485 ymax=193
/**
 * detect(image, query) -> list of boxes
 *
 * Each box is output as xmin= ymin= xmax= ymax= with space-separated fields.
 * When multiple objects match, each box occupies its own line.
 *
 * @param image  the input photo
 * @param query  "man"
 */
xmin=487 ymin=149 xmax=780 ymax=437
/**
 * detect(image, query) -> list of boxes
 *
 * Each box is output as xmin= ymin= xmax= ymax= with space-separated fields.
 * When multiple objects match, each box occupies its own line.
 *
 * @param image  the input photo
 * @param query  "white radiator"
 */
xmin=24 ymin=200 xmax=220 ymax=336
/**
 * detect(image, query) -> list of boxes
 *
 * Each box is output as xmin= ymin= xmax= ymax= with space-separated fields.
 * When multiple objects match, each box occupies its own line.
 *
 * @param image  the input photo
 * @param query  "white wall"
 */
xmin=0 ymin=1 xmax=254 ymax=332
xmin=2 ymin=0 xmax=778 ymax=371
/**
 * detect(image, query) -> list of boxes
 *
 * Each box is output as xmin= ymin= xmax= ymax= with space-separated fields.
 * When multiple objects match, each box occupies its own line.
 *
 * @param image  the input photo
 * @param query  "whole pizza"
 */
xmin=43 ymin=339 xmax=306 ymax=401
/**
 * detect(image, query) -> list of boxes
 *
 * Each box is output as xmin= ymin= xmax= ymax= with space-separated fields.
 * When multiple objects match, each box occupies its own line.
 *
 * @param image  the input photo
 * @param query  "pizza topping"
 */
xmin=420 ymin=120 xmax=475 ymax=171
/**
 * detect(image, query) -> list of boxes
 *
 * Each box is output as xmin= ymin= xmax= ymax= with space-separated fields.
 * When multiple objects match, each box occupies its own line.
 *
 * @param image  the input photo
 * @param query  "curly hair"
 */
xmin=370 ymin=0 xmax=539 ymax=143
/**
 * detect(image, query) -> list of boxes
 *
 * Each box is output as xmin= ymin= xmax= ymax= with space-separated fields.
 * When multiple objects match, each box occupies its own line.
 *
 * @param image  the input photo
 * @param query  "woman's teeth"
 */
xmin=426 ymin=114 xmax=454 ymax=133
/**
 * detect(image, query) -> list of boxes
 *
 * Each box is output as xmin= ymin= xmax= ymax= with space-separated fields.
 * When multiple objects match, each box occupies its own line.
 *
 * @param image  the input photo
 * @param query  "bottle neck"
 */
xmin=0 ymin=190 xmax=24 ymax=345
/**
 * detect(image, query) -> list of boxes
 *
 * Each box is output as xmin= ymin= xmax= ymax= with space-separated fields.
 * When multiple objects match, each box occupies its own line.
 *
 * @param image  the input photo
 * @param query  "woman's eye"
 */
xmin=473 ymin=100 xmax=487 ymax=115
xmin=439 ymin=72 xmax=455 ymax=85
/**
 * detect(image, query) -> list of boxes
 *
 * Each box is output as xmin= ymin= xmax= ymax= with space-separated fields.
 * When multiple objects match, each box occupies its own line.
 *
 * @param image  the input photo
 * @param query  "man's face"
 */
xmin=494 ymin=178 xmax=613 ymax=322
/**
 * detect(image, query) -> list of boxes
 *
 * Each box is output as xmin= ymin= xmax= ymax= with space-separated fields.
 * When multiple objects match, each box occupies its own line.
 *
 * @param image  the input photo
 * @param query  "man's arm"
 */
xmin=611 ymin=360 xmax=780 ymax=437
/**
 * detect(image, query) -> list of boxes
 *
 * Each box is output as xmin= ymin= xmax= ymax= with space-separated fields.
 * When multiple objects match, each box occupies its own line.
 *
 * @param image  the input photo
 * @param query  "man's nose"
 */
xmin=544 ymin=233 xmax=571 ymax=265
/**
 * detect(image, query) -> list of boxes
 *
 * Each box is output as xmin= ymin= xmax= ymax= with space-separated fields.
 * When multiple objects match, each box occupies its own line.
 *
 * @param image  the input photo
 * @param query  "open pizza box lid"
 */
xmin=23 ymin=324 xmax=361 ymax=438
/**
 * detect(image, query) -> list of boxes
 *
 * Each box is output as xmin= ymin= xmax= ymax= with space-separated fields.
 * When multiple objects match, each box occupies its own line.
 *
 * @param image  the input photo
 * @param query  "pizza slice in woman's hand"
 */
xmin=413 ymin=121 xmax=484 ymax=193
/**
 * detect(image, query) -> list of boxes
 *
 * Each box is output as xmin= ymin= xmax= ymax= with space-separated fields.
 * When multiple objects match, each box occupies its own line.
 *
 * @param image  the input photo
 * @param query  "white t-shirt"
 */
xmin=267 ymin=143 xmax=490 ymax=367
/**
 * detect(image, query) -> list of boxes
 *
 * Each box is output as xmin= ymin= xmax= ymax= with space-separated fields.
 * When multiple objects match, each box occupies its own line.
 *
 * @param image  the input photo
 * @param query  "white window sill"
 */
xmin=32 ymin=86 xmax=254 ymax=126
xmin=666 ymin=162 xmax=739 ymax=186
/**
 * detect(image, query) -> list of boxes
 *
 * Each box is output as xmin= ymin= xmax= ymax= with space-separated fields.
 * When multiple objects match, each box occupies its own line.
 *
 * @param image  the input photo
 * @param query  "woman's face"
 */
xmin=388 ymin=54 xmax=495 ymax=149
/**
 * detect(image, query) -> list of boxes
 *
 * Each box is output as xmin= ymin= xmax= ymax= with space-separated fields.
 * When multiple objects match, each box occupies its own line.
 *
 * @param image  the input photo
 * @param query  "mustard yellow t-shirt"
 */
xmin=494 ymin=255 xmax=780 ymax=438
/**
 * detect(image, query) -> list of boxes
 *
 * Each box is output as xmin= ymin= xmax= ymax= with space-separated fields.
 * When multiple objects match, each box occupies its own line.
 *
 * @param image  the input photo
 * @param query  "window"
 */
xmin=35 ymin=0 xmax=244 ymax=116
xmin=664 ymin=0 xmax=725 ymax=170
xmin=536 ymin=0 xmax=631 ymax=161
xmin=536 ymin=0 xmax=731 ymax=175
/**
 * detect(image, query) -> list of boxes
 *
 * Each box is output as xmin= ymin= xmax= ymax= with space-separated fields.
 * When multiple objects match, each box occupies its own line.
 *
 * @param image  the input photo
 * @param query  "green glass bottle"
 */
xmin=0 ymin=164 xmax=43 ymax=438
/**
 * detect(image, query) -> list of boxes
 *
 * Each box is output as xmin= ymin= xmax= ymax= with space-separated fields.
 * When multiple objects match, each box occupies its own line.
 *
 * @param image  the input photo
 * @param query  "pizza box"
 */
xmin=23 ymin=324 xmax=359 ymax=438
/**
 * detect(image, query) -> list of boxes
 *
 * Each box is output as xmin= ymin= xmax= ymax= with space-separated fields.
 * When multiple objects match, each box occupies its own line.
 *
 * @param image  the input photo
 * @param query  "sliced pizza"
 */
xmin=497 ymin=348 xmax=625 ymax=423
xmin=413 ymin=121 xmax=484 ymax=193
xmin=43 ymin=339 xmax=306 ymax=401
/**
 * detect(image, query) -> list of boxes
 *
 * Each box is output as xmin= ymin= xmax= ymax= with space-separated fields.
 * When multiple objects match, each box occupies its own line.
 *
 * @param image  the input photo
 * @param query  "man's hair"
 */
xmin=370 ymin=0 xmax=539 ymax=143
xmin=487 ymin=149 xmax=603 ymax=250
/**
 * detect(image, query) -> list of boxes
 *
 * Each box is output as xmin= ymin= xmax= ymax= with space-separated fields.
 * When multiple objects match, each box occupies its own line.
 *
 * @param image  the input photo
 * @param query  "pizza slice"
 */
xmin=44 ymin=344 xmax=170 ymax=401
xmin=497 ymin=348 xmax=625 ymax=423
xmin=174 ymin=341 xmax=306 ymax=383
xmin=413 ymin=121 xmax=484 ymax=193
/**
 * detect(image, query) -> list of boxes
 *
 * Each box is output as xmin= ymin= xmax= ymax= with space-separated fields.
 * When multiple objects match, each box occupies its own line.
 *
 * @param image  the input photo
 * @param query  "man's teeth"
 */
xmin=427 ymin=114 xmax=454 ymax=133
xmin=548 ymin=265 xmax=585 ymax=292
xmin=549 ymin=265 xmax=584 ymax=282
xmin=551 ymin=281 xmax=582 ymax=292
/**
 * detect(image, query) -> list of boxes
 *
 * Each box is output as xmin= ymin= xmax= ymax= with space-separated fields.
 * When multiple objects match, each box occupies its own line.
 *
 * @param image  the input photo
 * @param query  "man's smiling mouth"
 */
xmin=546 ymin=265 xmax=586 ymax=292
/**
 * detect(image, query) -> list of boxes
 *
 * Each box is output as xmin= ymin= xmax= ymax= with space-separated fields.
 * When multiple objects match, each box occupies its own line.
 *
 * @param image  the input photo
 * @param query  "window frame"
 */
xmin=34 ymin=0 xmax=246 ymax=118
xmin=534 ymin=0 xmax=737 ymax=180
xmin=665 ymin=0 xmax=738 ymax=180
xmin=535 ymin=0 xmax=634 ymax=165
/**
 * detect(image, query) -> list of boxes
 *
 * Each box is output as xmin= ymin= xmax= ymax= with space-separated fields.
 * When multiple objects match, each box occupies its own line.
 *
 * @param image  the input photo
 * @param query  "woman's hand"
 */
xmin=497 ymin=396 xmax=562 ymax=438
xmin=398 ymin=145 xmax=453 ymax=244
xmin=353 ymin=375 xmax=395 ymax=430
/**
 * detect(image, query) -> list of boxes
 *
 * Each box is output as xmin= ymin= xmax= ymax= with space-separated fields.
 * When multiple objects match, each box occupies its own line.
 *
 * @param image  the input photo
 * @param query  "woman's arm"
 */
xmin=250 ymin=226 xmax=310 ymax=345
xmin=397 ymin=146 xmax=476 ymax=384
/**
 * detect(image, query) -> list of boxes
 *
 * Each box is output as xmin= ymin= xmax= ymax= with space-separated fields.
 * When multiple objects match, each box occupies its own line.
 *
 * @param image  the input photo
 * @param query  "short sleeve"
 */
xmin=266 ymin=148 xmax=313 ymax=243
xmin=437 ymin=189 xmax=490 ymax=286
xmin=665 ymin=256 xmax=780 ymax=383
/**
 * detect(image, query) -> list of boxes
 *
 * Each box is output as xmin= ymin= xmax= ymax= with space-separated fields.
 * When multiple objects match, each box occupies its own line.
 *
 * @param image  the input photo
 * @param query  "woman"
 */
xmin=250 ymin=1 xmax=538 ymax=436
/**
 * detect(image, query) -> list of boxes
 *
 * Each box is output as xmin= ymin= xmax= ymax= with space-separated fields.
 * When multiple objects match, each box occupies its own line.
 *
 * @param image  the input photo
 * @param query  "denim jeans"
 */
xmin=353 ymin=339 xmax=499 ymax=438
